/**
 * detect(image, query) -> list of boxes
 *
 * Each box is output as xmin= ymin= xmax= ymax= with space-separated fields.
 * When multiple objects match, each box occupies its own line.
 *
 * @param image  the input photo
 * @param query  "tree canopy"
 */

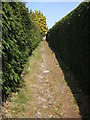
xmin=32 ymin=10 xmax=48 ymax=36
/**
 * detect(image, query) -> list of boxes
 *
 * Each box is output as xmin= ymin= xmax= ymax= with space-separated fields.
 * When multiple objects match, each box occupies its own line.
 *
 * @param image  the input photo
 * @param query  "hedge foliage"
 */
xmin=2 ymin=2 xmax=41 ymax=96
xmin=46 ymin=2 xmax=89 ymax=92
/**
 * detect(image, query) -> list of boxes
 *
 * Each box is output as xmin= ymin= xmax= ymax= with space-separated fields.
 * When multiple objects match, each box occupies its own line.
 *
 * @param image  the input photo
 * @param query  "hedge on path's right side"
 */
xmin=46 ymin=2 xmax=89 ymax=92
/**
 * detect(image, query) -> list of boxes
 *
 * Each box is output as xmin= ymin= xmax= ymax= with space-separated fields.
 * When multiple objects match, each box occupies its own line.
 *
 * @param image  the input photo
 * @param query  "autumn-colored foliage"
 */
xmin=32 ymin=10 xmax=48 ymax=36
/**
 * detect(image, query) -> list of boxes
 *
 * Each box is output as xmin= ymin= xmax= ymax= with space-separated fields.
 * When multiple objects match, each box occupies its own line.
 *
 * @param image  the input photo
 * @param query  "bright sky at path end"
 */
xmin=26 ymin=2 xmax=81 ymax=29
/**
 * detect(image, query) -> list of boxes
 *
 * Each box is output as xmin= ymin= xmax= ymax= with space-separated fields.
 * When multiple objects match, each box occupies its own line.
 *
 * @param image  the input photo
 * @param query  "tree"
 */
xmin=32 ymin=10 xmax=48 ymax=36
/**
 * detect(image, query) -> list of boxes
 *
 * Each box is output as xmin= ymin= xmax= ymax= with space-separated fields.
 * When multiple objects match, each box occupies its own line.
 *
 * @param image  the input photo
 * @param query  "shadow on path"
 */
xmin=55 ymin=53 xmax=89 ymax=119
xmin=47 ymin=42 xmax=89 ymax=120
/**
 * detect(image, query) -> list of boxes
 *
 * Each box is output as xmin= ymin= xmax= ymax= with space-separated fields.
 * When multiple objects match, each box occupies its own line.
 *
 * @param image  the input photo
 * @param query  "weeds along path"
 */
xmin=2 ymin=41 xmax=82 ymax=118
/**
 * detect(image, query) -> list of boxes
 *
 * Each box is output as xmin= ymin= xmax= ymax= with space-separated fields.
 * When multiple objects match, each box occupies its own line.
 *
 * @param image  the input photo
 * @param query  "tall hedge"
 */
xmin=46 ymin=2 xmax=89 ymax=92
xmin=2 ymin=2 xmax=41 ymax=96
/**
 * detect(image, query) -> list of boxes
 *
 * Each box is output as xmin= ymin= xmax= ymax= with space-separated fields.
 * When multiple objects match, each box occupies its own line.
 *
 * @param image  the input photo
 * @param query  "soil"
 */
xmin=2 ymin=41 xmax=88 ymax=118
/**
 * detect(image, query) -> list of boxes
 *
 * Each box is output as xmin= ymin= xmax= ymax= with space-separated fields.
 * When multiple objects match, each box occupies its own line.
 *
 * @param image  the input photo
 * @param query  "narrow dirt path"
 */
xmin=2 ymin=40 xmax=83 ymax=118
xmin=22 ymin=41 xmax=81 ymax=118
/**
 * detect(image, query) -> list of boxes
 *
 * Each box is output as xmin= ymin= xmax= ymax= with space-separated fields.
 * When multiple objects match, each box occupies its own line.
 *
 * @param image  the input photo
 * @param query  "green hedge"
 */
xmin=2 ymin=2 xmax=41 ymax=96
xmin=46 ymin=2 xmax=89 ymax=92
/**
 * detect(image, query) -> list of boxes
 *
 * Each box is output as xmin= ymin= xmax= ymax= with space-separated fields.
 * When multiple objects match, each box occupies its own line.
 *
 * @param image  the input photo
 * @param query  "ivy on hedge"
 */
xmin=2 ymin=2 xmax=41 ymax=96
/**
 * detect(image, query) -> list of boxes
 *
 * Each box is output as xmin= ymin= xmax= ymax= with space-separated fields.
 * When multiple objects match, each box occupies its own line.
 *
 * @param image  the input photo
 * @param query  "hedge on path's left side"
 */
xmin=2 ymin=2 xmax=41 ymax=97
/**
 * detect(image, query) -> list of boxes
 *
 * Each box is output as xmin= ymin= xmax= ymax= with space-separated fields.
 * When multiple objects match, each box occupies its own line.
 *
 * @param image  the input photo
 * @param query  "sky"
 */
xmin=25 ymin=2 xmax=81 ymax=29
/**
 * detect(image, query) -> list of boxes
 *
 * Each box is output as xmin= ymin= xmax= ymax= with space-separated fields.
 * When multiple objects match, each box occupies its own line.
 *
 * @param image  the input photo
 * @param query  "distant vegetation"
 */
xmin=32 ymin=10 xmax=48 ymax=36
xmin=2 ymin=2 xmax=41 ymax=98
xmin=46 ymin=2 xmax=89 ymax=92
